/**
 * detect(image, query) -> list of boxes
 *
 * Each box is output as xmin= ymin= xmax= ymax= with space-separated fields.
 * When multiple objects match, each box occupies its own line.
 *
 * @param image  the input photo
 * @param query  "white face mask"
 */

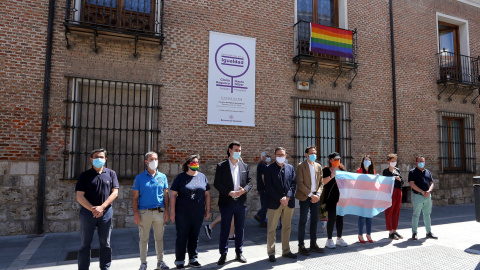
xmin=148 ymin=160 xmax=158 ymax=170
xmin=265 ymin=157 xmax=271 ymax=163
xmin=390 ymin=161 xmax=397 ymax=167
xmin=276 ymin=156 xmax=286 ymax=164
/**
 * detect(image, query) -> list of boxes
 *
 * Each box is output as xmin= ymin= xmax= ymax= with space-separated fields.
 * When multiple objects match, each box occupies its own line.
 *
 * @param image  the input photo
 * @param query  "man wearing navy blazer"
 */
xmin=214 ymin=141 xmax=253 ymax=265
xmin=264 ymin=147 xmax=297 ymax=262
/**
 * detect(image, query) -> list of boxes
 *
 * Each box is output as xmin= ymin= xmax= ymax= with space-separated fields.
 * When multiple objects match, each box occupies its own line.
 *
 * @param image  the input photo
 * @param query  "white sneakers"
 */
xmin=325 ymin=239 xmax=336 ymax=249
xmin=336 ymin=238 xmax=348 ymax=247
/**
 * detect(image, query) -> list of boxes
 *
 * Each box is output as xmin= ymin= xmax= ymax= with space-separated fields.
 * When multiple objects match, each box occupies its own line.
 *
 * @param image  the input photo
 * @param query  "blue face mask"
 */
xmin=232 ymin=152 xmax=241 ymax=160
xmin=265 ymin=157 xmax=271 ymax=163
xmin=309 ymin=154 xmax=316 ymax=162
xmin=418 ymin=162 xmax=425 ymax=169
xmin=364 ymin=160 xmax=372 ymax=168
xmin=93 ymin=158 xmax=105 ymax=168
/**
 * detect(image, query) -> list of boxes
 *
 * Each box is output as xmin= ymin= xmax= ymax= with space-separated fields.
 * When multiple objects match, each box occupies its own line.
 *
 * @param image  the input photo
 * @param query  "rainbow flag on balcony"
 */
xmin=310 ymin=23 xmax=353 ymax=58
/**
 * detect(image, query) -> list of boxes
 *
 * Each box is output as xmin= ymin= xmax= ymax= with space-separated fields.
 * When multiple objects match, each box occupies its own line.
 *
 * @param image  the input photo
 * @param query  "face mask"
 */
xmin=309 ymin=154 xmax=316 ymax=162
xmin=148 ymin=160 xmax=158 ymax=170
xmin=93 ymin=158 xmax=105 ymax=168
xmin=276 ymin=156 xmax=286 ymax=164
xmin=390 ymin=161 xmax=397 ymax=167
xmin=331 ymin=160 xmax=340 ymax=167
xmin=232 ymin=152 xmax=241 ymax=160
xmin=364 ymin=160 xmax=371 ymax=168
xmin=189 ymin=162 xmax=199 ymax=171
xmin=418 ymin=162 xmax=425 ymax=169
xmin=265 ymin=157 xmax=271 ymax=163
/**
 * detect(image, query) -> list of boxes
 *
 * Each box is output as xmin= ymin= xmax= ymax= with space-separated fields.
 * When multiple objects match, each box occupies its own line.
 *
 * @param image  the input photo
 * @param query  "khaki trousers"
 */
xmin=138 ymin=209 xmax=165 ymax=264
xmin=267 ymin=205 xmax=294 ymax=256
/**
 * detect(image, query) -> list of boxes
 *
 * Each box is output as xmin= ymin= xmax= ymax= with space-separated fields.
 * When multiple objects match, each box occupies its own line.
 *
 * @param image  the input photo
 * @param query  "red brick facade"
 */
xmin=0 ymin=0 xmax=479 ymax=235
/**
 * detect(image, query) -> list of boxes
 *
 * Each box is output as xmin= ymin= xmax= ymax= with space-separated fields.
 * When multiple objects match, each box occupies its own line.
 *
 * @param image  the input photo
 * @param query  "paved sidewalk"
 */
xmin=1 ymin=204 xmax=479 ymax=270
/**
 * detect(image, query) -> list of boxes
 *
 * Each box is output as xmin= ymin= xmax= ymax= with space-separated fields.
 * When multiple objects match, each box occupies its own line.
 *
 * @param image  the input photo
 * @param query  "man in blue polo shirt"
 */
xmin=408 ymin=155 xmax=438 ymax=240
xmin=132 ymin=152 xmax=170 ymax=270
xmin=75 ymin=148 xmax=119 ymax=270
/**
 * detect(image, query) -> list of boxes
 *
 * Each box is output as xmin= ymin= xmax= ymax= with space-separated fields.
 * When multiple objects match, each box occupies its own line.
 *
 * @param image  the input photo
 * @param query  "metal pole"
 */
xmin=389 ymin=0 xmax=398 ymax=155
xmin=36 ymin=0 xmax=56 ymax=234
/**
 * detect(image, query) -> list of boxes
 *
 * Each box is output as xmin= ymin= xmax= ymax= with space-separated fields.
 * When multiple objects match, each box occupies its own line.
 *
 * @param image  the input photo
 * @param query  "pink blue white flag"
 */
xmin=335 ymin=171 xmax=395 ymax=218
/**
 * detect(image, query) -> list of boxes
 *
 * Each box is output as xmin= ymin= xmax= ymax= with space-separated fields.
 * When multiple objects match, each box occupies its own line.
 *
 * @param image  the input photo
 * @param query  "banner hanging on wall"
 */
xmin=207 ymin=31 xmax=256 ymax=127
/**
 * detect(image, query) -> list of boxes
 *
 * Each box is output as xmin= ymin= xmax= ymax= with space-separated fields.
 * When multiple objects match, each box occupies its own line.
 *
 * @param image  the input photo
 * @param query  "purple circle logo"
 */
xmin=215 ymin=43 xmax=250 ymax=78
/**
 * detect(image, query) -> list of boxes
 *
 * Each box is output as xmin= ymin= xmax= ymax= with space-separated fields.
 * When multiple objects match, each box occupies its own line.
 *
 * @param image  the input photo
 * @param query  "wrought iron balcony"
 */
xmin=64 ymin=0 xmax=164 ymax=56
xmin=293 ymin=20 xmax=358 ymax=69
xmin=437 ymin=50 xmax=480 ymax=87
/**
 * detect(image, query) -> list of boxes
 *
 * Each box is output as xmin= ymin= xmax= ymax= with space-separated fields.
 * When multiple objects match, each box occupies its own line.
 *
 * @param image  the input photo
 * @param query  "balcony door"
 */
xmin=297 ymin=0 xmax=338 ymax=27
xmin=439 ymin=22 xmax=461 ymax=81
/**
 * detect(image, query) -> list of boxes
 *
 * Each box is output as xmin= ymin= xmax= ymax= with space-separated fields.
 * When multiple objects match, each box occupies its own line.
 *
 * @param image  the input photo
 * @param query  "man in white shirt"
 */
xmin=213 ymin=141 xmax=253 ymax=265
xmin=295 ymin=146 xmax=324 ymax=255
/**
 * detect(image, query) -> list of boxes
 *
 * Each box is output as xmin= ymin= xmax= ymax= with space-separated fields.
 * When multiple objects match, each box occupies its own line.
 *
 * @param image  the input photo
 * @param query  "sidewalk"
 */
xmin=1 ymin=204 xmax=479 ymax=270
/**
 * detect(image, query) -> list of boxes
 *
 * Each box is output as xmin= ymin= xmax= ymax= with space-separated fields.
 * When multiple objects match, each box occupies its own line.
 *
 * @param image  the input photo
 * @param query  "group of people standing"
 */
xmin=74 ymin=143 xmax=438 ymax=270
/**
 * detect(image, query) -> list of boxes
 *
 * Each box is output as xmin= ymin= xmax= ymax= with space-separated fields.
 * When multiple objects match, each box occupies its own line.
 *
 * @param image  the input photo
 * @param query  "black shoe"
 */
xmin=235 ymin=254 xmax=247 ymax=263
xmin=411 ymin=233 xmax=418 ymax=240
xmin=217 ymin=254 xmax=227 ymax=265
xmin=188 ymin=261 xmax=201 ymax=268
xmin=282 ymin=252 xmax=297 ymax=259
xmin=176 ymin=264 xmax=185 ymax=269
xmin=298 ymin=246 xmax=310 ymax=256
xmin=389 ymin=233 xmax=399 ymax=240
xmin=268 ymin=255 xmax=276 ymax=262
xmin=204 ymin=225 xmax=212 ymax=239
xmin=309 ymin=244 xmax=325 ymax=253
xmin=394 ymin=232 xmax=404 ymax=239
xmin=228 ymin=235 xmax=235 ymax=241
xmin=254 ymin=215 xmax=262 ymax=224
xmin=426 ymin=232 xmax=438 ymax=239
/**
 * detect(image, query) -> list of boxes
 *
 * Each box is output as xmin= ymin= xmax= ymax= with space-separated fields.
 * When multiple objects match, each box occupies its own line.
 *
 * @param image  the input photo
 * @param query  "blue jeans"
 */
xmin=78 ymin=207 xmax=113 ymax=270
xmin=358 ymin=216 xmax=372 ymax=235
xmin=219 ymin=200 xmax=246 ymax=255
xmin=175 ymin=211 xmax=205 ymax=265
xmin=255 ymin=191 xmax=268 ymax=222
xmin=298 ymin=199 xmax=320 ymax=247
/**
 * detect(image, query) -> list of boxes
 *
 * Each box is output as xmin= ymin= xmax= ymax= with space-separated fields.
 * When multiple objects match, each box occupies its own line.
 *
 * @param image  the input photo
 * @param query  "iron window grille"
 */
xmin=63 ymin=76 xmax=162 ymax=180
xmin=438 ymin=111 xmax=476 ymax=173
xmin=292 ymin=97 xmax=352 ymax=169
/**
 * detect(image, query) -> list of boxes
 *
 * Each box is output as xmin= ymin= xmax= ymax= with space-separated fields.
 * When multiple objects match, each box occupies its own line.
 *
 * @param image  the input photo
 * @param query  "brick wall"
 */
xmin=0 ymin=0 xmax=479 ymax=235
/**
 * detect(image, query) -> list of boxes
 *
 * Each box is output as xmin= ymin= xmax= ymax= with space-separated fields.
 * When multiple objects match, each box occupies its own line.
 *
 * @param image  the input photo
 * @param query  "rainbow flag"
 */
xmin=310 ymin=23 xmax=353 ymax=58
xmin=335 ymin=171 xmax=395 ymax=218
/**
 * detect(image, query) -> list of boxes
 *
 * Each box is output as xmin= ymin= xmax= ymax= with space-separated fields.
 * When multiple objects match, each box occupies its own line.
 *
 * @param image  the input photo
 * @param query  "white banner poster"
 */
xmin=207 ymin=31 xmax=256 ymax=127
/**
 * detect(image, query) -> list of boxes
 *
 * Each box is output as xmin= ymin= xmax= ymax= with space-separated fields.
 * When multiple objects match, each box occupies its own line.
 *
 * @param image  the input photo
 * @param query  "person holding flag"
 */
xmin=356 ymin=155 xmax=377 ymax=243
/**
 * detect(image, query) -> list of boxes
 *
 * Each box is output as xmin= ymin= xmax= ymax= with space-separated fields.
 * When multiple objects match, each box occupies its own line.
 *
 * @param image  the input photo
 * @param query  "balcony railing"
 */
xmin=64 ymin=0 xmax=164 ymax=40
xmin=437 ymin=50 xmax=480 ymax=87
xmin=294 ymin=20 xmax=358 ymax=68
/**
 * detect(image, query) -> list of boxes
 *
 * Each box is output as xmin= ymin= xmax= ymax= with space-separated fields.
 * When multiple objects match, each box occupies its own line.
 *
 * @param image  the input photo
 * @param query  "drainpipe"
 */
xmin=389 ymin=0 xmax=398 ymax=154
xmin=36 ymin=0 xmax=56 ymax=235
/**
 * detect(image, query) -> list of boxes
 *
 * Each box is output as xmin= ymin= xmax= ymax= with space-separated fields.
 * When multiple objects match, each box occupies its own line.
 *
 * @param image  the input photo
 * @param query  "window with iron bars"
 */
xmin=292 ymin=97 xmax=352 ymax=169
xmin=439 ymin=112 xmax=475 ymax=173
xmin=63 ymin=77 xmax=161 ymax=179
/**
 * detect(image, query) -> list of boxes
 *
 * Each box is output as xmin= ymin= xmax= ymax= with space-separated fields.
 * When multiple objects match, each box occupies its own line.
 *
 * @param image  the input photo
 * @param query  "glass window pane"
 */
xmin=319 ymin=110 xmax=336 ymax=166
xmin=87 ymin=0 xmax=116 ymax=8
xmin=124 ymin=0 xmax=151 ymax=13
xmin=450 ymin=120 xmax=463 ymax=168
xmin=299 ymin=109 xmax=316 ymax=162
xmin=318 ymin=0 xmax=335 ymax=27
xmin=297 ymin=0 xmax=313 ymax=22
xmin=441 ymin=119 xmax=449 ymax=168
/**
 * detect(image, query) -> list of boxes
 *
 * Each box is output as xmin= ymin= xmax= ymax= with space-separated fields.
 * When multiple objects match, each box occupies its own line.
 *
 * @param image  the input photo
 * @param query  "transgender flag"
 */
xmin=335 ymin=171 xmax=395 ymax=218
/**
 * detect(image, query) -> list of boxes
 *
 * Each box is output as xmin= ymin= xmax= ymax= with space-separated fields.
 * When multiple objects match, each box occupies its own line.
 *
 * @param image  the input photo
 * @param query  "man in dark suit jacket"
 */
xmin=213 ymin=141 xmax=253 ymax=265
xmin=264 ymin=147 xmax=297 ymax=262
